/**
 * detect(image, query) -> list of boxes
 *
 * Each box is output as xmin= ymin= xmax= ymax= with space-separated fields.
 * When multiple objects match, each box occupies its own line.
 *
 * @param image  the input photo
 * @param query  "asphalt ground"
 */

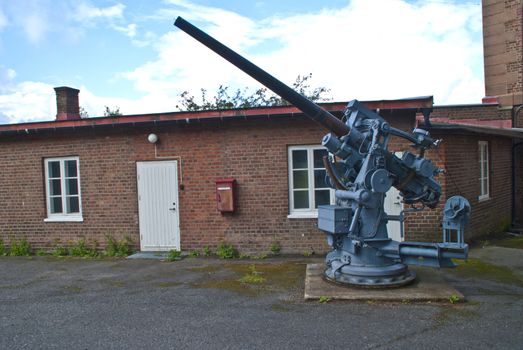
xmin=1 ymin=242 xmax=522 ymax=349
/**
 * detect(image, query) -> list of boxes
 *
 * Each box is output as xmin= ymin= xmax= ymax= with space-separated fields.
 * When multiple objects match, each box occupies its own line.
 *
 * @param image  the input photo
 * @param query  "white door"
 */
xmin=385 ymin=152 xmax=404 ymax=241
xmin=137 ymin=161 xmax=180 ymax=251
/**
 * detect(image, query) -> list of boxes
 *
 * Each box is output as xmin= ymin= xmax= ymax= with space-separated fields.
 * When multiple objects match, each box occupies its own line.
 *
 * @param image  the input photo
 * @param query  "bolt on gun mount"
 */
xmin=174 ymin=17 xmax=469 ymax=287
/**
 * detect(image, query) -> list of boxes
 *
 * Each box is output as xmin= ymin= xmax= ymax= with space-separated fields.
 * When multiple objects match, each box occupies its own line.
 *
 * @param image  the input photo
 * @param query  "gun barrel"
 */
xmin=174 ymin=17 xmax=349 ymax=137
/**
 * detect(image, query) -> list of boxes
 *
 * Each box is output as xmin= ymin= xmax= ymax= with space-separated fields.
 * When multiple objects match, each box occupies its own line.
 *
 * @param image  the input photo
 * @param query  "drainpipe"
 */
xmin=511 ymin=105 xmax=523 ymax=227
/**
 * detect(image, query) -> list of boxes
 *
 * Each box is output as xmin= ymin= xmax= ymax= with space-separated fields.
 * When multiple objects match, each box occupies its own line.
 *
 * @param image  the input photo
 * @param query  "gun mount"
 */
xmin=174 ymin=17 xmax=469 ymax=287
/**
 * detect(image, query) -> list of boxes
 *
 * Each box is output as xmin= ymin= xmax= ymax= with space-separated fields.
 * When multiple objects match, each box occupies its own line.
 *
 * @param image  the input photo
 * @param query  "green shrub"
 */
xmin=0 ymin=238 xmax=5 ymax=256
xmin=216 ymin=242 xmax=238 ymax=259
xmin=167 ymin=249 xmax=182 ymax=261
xmin=10 ymin=238 xmax=31 ymax=256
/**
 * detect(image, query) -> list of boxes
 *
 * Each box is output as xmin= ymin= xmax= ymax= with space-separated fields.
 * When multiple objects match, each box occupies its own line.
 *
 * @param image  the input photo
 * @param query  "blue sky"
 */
xmin=0 ymin=0 xmax=483 ymax=124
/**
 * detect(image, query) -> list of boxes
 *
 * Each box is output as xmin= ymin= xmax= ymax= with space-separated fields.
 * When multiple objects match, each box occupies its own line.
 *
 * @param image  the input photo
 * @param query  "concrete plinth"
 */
xmin=304 ymin=264 xmax=464 ymax=302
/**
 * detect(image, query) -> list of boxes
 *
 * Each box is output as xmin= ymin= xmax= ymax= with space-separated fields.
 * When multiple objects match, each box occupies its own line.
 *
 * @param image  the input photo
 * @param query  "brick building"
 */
xmin=0 ymin=0 xmax=522 ymax=253
xmin=0 ymin=89 xmax=521 ymax=253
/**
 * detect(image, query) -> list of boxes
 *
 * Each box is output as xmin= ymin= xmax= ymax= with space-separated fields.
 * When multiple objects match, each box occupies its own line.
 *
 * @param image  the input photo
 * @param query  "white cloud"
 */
xmin=121 ymin=0 xmax=484 ymax=107
xmin=0 ymin=1 xmax=131 ymax=45
xmin=20 ymin=13 xmax=49 ymax=44
xmin=113 ymin=23 xmax=137 ymax=38
xmin=0 ymin=0 xmax=485 ymax=124
xmin=74 ymin=2 xmax=125 ymax=21
xmin=0 ymin=80 xmax=147 ymax=123
xmin=0 ymin=81 xmax=55 ymax=123
xmin=0 ymin=66 xmax=17 ymax=81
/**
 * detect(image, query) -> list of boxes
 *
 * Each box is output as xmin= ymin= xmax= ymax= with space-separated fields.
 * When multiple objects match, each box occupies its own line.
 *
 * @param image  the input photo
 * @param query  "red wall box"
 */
xmin=216 ymin=178 xmax=236 ymax=213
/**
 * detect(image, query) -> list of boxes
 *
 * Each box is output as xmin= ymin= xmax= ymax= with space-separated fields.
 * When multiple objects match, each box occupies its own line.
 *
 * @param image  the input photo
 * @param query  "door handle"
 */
xmin=169 ymin=203 xmax=176 ymax=211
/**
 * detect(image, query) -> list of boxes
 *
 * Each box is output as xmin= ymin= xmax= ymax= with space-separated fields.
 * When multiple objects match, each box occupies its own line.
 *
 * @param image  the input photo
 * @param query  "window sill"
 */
xmin=287 ymin=212 xmax=318 ymax=219
xmin=478 ymin=195 xmax=490 ymax=203
xmin=44 ymin=216 xmax=84 ymax=222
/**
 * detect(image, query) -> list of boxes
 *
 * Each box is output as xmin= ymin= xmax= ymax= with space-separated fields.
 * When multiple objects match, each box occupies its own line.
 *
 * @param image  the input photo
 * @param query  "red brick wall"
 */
xmin=401 ymin=145 xmax=447 ymax=242
xmin=1 ymin=112 xmax=512 ymax=252
xmin=0 ymin=112 xmax=426 ymax=254
xmin=0 ymin=131 xmax=140 ymax=249
xmin=483 ymin=0 xmax=522 ymax=98
xmin=431 ymin=105 xmax=511 ymax=122
xmin=431 ymin=133 xmax=513 ymax=239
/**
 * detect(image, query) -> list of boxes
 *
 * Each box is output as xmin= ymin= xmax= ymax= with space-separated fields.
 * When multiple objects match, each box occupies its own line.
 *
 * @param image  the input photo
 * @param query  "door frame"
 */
xmin=136 ymin=160 xmax=180 ymax=251
xmin=385 ymin=152 xmax=404 ymax=242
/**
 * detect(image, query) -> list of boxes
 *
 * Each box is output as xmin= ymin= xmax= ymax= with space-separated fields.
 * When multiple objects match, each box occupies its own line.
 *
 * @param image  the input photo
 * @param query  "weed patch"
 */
xmin=9 ymin=238 xmax=31 ymax=256
xmin=104 ymin=235 xmax=133 ymax=257
xmin=203 ymin=246 xmax=212 ymax=257
xmin=449 ymin=295 xmax=461 ymax=304
xmin=191 ymin=262 xmax=305 ymax=297
xmin=270 ymin=241 xmax=281 ymax=255
xmin=318 ymin=296 xmax=331 ymax=304
xmin=36 ymin=249 xmax=48 ymax=256
xmin=70 ymin=239 xmax=98 ymax=257
xmin=239 ymin=265 xmax=266 ymax=284
xmin=188 ymin=250 xmax=200 ymax=258
xmin=216 ymin=242 xmax=238 ymax=259
xmin=167 ymin=249 xmax=182 ymax=261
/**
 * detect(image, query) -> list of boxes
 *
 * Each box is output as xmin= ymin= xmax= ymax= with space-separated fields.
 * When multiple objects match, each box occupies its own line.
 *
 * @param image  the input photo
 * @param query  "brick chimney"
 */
xmin=54 ymin=86 xmax=81 ymax=121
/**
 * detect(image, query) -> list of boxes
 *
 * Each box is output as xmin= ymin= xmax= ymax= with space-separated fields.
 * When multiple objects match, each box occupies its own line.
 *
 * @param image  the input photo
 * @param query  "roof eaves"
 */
xmin=0 ymin=96 xmax=433 ymax=135
xmin=424 ymin=122 xmax=523 ymax=139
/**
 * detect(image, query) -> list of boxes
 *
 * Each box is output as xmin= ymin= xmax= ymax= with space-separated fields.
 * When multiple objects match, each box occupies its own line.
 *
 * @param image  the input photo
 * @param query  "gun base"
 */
xmin=324 ymin=262 xmax=416 ymax=288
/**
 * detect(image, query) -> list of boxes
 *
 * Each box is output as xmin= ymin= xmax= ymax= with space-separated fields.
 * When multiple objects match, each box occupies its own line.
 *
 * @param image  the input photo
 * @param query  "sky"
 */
xmin=0 ymin=0 xmax=484 ymax=124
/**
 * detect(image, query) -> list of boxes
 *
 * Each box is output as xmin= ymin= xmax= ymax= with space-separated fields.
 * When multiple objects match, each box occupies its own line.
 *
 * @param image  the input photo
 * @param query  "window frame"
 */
xmin=478 ymin=141 xmax=490 ymax=201
xmin=43 ymin=156 xmax=83 ymax=222
xmin=287 ymin=145 xmax=335 ymax=218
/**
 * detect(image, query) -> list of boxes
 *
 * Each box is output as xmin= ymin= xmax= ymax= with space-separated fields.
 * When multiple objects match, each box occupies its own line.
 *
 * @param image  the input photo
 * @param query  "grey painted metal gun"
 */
xmin=174 ymin=17 xmax=469 ymax=288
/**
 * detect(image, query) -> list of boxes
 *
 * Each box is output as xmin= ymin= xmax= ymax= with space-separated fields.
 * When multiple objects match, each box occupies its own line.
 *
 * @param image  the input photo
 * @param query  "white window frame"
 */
xmin=44 ymin=156 xmax=83 ymax=222
xmin=287 ymin=145 xmax=335 ymax=218
xmin=478 ymin=141 xmax=490 ymax=201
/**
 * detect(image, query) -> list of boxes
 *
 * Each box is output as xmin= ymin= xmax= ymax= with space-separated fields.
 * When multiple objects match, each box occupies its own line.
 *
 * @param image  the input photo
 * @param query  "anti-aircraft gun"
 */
xmin=174 ymin=17 xmax=470 ymax=287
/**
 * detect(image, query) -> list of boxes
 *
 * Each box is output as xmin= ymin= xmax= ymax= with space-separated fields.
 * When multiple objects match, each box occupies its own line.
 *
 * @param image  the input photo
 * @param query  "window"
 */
xmin=44 ymin=157 xmax=83 ymax=221
xmin=478 ymin=141 xmax=489 ymax=201
xmin=288 ymin=145 xmax=334 ymax=217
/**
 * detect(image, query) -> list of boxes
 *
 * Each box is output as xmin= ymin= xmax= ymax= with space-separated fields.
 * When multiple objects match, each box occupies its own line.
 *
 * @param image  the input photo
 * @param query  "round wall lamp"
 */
xmin=147 ymin=133 xmax=159 ymax=144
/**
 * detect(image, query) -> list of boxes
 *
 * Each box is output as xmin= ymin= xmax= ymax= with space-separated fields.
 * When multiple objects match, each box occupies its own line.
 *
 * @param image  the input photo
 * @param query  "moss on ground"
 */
xmin=62 ymin=285 xmax=83 ymax=293
xmin=156 ymin=281 xmax=182 ymax=288
xmin=492 ymin=236 xmax=523 ymax=249
xmin=190 ymin=262 xmax=305 ymax=297
xmin=451 ymin=258 xmax=523 ymax=287
xmin=187 ymin=265 xmax=222 ymax=273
